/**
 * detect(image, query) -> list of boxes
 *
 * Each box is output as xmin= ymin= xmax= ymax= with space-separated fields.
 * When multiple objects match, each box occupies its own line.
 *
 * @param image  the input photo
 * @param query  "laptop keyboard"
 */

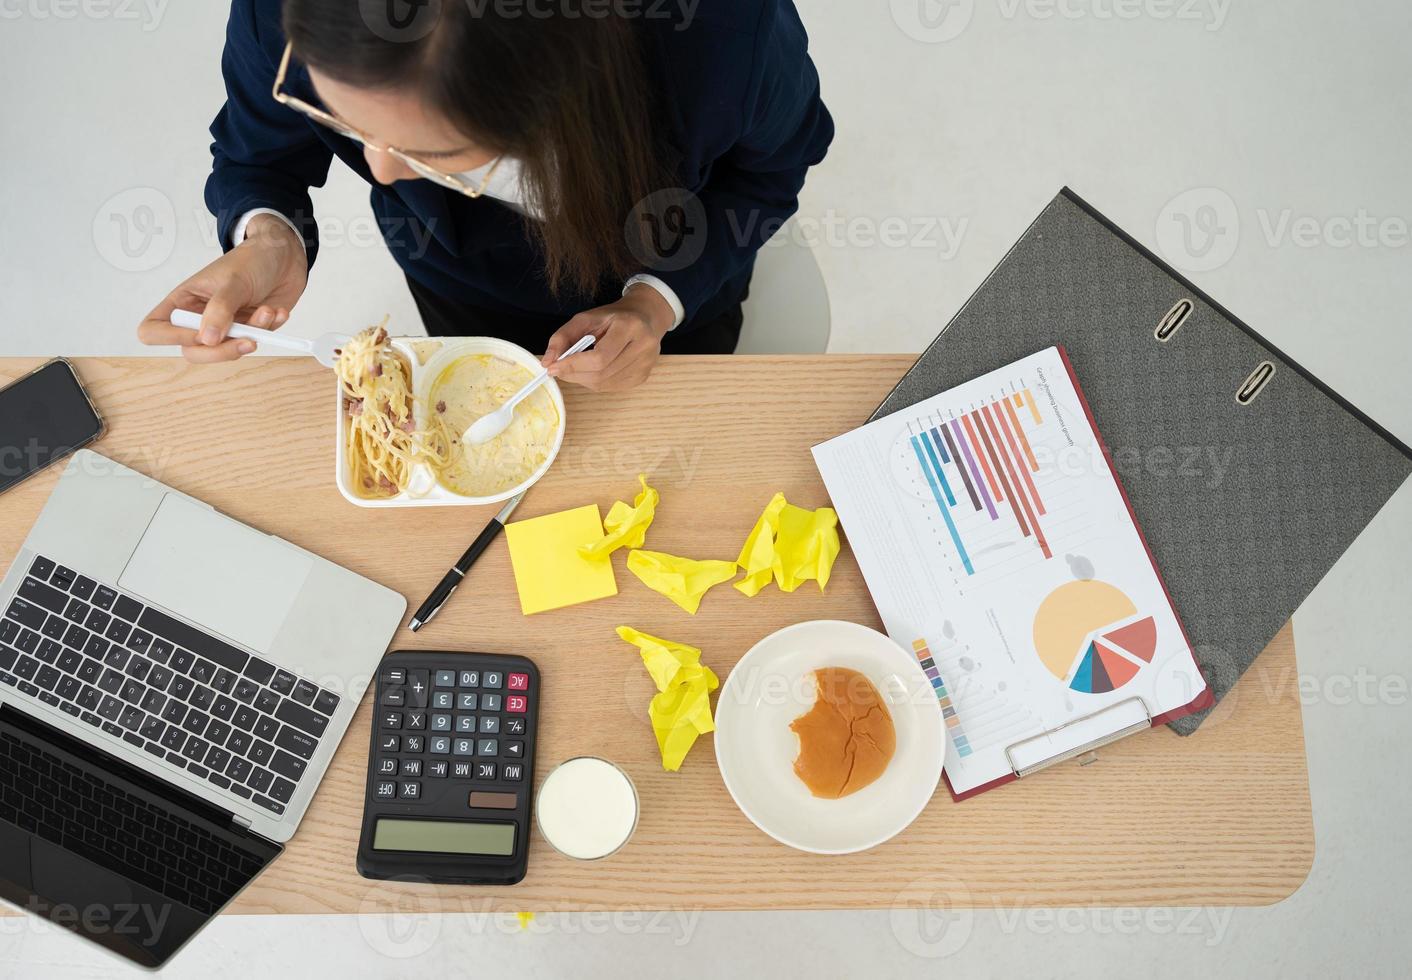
xmin=0 ymin=554 xmax=341 ymax=817
xmin=0 ymin=726 xmax=263 ymax=914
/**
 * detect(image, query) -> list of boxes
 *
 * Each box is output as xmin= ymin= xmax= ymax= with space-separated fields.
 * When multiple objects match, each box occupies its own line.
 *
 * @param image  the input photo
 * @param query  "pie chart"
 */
xmin=1032 ymin=580 xmax=1158 ymax=694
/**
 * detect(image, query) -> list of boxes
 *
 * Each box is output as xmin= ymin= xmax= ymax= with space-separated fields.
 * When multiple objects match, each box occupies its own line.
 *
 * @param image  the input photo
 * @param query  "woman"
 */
xmin=137 ymin=0 xmax=833 ymax=391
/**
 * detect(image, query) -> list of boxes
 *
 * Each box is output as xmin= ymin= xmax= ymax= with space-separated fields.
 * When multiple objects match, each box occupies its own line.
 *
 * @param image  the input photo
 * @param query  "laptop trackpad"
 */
xmin=119 ymin=494 xmax=312 ymax=654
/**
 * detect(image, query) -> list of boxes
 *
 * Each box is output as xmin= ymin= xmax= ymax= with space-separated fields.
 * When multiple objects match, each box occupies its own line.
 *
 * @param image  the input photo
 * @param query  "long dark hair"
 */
xmin=283 ymin=0 xmax=674 ymax=297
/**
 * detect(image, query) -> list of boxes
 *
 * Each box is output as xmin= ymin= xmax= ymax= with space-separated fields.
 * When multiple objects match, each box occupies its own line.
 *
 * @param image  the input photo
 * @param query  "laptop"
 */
xmin=0 ymin=450 xmax=405 ymax=967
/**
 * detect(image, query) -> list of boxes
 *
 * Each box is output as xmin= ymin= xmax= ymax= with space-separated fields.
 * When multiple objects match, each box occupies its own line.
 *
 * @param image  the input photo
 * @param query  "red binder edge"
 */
xmin=943 ymin=345 xmax=1214 ymax=802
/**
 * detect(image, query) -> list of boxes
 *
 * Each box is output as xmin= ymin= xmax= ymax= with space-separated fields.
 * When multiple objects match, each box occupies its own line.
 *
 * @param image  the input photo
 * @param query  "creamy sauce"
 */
xmin=430 ymin=354 xmax=560 ymax=498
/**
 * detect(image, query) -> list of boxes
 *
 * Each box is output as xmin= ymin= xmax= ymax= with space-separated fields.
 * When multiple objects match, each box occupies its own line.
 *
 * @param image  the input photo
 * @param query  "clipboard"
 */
xmin=948 ymin=344 xmax=1211 ymax=801
xmin=871 ymin=188 xmax=1412 ymax=734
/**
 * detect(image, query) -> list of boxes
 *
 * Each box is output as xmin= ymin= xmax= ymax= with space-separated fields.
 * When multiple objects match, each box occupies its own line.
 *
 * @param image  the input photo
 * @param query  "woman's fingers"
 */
xmin=197 ymin=285 xmax=247 ymax=347
xmin=549 ymin=322 xmax=628 ymax=382
xmin=542 ymin=312 xmax=600 ymax=365
xmin=555 ymin=334 xmax=648 ymax=390
xmin=182 ymin=337 xmax=256 ymax=363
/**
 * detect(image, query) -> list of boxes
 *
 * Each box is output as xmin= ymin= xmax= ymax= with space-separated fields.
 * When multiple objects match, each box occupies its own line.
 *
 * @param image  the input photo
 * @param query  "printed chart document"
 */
xmin=812 ymin=347 xmax=1211 ymax=798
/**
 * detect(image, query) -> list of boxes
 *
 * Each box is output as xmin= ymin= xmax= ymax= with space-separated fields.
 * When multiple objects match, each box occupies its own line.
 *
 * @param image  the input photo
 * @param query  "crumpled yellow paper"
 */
xmin=734 ymin=492 xmax=840 ymax=595
xmin=579 ymin=474 xmax=658 ymax=559
xmin=626 ymin=549 xmax=738 ymax=614
xmin=616 ymin=626 xmax=718 ymax=771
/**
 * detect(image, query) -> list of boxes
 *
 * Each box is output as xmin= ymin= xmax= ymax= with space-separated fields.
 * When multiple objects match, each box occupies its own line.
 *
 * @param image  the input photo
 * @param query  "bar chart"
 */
xmin=903 ymin=387 xmax=1051 ymax=577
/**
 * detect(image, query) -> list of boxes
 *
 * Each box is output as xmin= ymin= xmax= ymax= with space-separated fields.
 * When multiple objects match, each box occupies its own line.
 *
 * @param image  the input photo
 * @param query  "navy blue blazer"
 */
xmin=206 ymin=0 xmax=834 ymax=331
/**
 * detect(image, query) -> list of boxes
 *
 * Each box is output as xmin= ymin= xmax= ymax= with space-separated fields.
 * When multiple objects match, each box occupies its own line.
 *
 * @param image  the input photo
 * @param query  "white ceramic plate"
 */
xmin=715 ymin=620 xmax=945 ymax=854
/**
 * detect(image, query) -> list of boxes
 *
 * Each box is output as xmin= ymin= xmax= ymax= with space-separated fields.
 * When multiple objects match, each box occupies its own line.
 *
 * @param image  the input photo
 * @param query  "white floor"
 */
xmin=3 ymin=1 xmax=1411 ymax=976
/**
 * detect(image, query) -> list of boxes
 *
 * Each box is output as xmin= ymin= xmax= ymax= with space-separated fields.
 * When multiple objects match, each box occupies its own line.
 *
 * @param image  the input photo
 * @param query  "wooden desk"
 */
xmin=0 ymin=356 xmax=1313 ymax=912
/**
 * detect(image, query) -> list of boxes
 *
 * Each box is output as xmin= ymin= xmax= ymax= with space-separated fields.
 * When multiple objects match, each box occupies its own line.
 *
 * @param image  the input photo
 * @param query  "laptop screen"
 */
xmin=0 ymin=704 xmax=281 ymax=967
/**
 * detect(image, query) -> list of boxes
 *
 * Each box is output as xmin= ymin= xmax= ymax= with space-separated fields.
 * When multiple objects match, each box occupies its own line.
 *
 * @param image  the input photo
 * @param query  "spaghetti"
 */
xmin=336 ymin=321 xmax=450 ymax=499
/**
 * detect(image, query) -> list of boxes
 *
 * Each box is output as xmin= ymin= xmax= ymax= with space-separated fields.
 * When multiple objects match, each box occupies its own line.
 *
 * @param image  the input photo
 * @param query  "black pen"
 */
xmin=409 ymin=490 xmax=526 ymax=631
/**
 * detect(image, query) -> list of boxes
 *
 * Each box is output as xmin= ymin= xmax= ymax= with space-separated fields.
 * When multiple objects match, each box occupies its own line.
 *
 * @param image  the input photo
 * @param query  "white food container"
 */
xmin=334 ymin=336 xmax=565 ymax=508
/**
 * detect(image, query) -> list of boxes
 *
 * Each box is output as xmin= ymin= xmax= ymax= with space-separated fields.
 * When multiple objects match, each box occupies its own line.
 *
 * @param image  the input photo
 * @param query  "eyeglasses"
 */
xmin=272 ymin=42 xmax=501 ymax=198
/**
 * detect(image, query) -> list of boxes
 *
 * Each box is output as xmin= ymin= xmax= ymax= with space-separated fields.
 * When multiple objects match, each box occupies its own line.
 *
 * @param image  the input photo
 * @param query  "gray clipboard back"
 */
xmin=870 ymin=188 xmax=1412 ymax=733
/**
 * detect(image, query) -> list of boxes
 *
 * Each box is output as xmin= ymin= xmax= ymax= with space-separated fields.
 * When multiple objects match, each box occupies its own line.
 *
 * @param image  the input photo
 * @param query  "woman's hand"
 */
xmin=137 ymin=214 xmax=309 ymax=363
xmin=542 ymin=285 xmax=675 ymax=391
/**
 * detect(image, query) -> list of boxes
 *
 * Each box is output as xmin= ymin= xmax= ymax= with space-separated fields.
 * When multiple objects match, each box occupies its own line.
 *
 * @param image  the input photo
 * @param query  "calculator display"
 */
xmin=373 ymin=818 xmax=516 ymax=856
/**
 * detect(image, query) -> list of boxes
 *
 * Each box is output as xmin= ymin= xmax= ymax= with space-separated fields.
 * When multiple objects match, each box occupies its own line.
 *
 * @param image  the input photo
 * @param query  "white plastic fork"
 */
xmin=170 ymin=309 xmax=351 ymax=368
xmin=462 ymin=334 xmax=596 ymax=445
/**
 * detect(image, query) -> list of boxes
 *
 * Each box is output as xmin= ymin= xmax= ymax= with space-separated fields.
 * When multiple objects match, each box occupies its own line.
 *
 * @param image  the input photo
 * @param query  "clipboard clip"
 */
xmin=1004 ymin=696 xmax=1153 ymax=779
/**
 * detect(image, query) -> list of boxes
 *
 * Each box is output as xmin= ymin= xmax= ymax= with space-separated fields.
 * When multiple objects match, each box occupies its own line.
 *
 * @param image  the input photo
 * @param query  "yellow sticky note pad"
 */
xmin=626 ymin=549 xmax=737 ymax=614
xmin=505 ymin=505 xmax=618 ymax=615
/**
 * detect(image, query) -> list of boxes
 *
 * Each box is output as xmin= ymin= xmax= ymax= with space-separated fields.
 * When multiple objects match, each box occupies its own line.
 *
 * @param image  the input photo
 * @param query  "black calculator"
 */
xmin=356 ymin=651 xmax=539 ymax=885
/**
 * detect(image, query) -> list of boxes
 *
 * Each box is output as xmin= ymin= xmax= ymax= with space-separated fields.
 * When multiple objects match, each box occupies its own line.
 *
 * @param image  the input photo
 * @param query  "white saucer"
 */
xmin=714 ymin=620 xmax=945 ymax=854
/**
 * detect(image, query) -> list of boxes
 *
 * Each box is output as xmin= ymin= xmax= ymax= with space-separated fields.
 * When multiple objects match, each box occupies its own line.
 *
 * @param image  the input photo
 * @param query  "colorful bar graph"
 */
xmin=1001 ymin=396 xmax=1039 ymax=472
xmin=949 ymin=418 xmax=997 ymax=520
xmin=939 ymin=425 xmax=980 ymax=511
xmin=914 ymin=638 xmax=971 ymax=757
xmin=910 ymin=435 xmax=974 ymax=574
xmin=994 ymin=401 xmax=1045 ymax=515
xmin=962 ymin=413 xmax=1004 ymax=503
xmin=971 ymin=407 xmax=1030 ymax=538
xmin=916 ymin=426 xmax=955 ymax=506
xmin=982 ymin=404 xmax=1051 ymax=559
xmin=906 ymin=383 xmax=1055 ymax=575
xmin=928 ymin=425 xmax=951 ymax=464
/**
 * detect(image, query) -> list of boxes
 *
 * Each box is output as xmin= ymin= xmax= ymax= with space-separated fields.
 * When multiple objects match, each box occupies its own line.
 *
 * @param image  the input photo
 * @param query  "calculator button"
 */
xmin=429 ymin=736 xmax=451 ymax=754
xmin=428 ymin=760 xmax=448 ymax=778
xmin=407 ymin=671 xmax=429 ymax=705
xmin=482 ymin=671 xmax=503 ymax=689
xmin=431 ymin=691 xmax=453 ymax=710
xmin=456 ymin=692 xmax=478 ymax=711
xmin=381 ymin=712 xmax=402 ymax=729
xmin=468 ymin=791 xmax=517 ymax=810
xmin=505 ymin=695 xmax=527 ymax=714
xmin=479 ymin=716 xmax=500 ymax=734
xmin=381 ymin=688 xmax=405 ymax=707
xmin=453 ymin=738 xmax=475 ymax=756
xmin=477 ymin=739 xmax=498 ymax=756
xmin=481 ymin=694 xmax=502 ymax=712
xmin=474 ymin=762 xmax=497 ymax=780
xmin=382 ymin=668 xmax=405 ymax=685
xmin=502 ymin=763 xmax=524 ymax=781
xmin=505 ymin=718 xmax=526 ymax=735
xmin=453 ymin=762 xmax=472 ymax=778
xmin=404 ymin=735 xmax=424 ymax=753
xmin=504 ymin=741 xmax=524 ymax=758
xmin=430 ymin=713 xmax=451 ymax=731
xmin=434 ymin=670 xmax=456 ymax=687
xmin=507 ymin=672 xmax=530 ymax=691
xmin=405 ymin=711 xmax=426 ymax=731
xmin=458 ymin=670 xmax=479 ymax=688
xmin=399 ymin=781 xmax=421 ymax=800
xmin=378 ymin=735 xmax=400 ymax=752
xmin=400 ymin=760 xmax=422 ymax=777
xmin=455 ymin=715 xmax=476 ymax=733
xmin=375 ymin=781 xmax=396 ymax=799
xmin=377 ymin=758 xmax=398 ymax=775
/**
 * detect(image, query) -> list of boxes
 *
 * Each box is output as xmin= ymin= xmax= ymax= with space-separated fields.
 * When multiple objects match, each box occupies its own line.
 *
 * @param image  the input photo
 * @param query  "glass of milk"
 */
xmin=535 ymin=757 xmax=639 ymax=860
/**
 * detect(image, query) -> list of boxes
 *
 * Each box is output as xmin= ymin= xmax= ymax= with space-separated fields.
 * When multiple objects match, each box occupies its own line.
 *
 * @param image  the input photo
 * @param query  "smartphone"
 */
xmin=0 ymin=359 xmax=105 ymax=495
